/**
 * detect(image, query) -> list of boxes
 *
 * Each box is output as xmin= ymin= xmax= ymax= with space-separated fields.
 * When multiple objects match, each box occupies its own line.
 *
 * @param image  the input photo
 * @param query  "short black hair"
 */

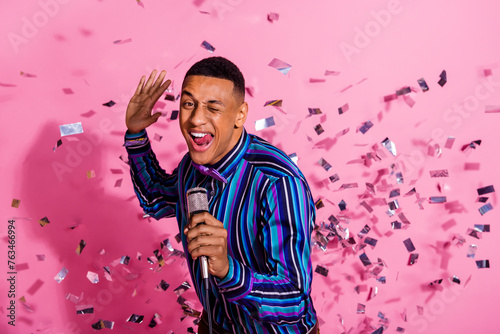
xmin=183 ymin=56 xmax=245 ymax=101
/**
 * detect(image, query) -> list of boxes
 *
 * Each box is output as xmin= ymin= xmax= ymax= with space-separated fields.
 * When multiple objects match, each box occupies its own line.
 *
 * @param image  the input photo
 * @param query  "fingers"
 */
xmin=134 ymin=75 xmax=146 ymax=96
xmin=188 ymin=212 xmax=222 ymax=230
xmin=143 ymin=69 xmax=158 ymax=92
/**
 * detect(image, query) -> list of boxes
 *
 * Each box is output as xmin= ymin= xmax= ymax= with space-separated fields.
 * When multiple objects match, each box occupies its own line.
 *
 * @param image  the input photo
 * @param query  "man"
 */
xmin=125 ymin=57 xmax=318 ymax=333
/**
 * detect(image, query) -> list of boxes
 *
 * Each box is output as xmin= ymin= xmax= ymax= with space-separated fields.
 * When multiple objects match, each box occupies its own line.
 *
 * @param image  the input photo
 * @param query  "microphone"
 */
xmin=186 ymin=187 xmax=210 ymax=280
xmin=186 ymin=187 xmax=212 ymax=333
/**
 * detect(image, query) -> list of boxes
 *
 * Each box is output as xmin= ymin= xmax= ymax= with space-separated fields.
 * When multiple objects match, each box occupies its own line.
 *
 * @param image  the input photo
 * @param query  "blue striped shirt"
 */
xmin=125 ymin=128 xmax=317 ymax=333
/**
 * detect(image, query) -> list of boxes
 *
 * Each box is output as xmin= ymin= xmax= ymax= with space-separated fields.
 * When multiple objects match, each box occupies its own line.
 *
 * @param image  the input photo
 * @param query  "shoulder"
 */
xmin=244 ymin=134 xmax=304 ymax=181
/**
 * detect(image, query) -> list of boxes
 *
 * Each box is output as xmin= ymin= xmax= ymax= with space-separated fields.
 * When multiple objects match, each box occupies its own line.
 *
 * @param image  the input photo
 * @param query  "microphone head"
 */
xmin=187 ymin=187 xmax=209 ymax=218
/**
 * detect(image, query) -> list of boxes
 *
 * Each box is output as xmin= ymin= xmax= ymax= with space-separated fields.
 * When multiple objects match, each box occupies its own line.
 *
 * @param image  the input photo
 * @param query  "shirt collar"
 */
xmin=191 ymin=127 xmax=250 ymax=183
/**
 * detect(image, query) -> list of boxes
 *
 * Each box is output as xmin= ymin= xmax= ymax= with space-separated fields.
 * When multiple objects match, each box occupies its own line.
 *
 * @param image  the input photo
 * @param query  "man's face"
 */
xmin=179 ymin=75 xmax=247 ymax=165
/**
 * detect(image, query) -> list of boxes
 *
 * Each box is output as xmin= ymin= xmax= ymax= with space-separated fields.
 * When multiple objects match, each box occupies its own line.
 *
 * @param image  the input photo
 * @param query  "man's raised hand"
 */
xmin=126 ymin=70 xmax=171 ymax=134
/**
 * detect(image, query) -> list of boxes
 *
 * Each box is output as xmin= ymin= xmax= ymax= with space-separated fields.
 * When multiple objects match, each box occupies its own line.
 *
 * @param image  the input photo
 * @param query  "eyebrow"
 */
xmin=182 ymin=90 xmax=226 ymax=107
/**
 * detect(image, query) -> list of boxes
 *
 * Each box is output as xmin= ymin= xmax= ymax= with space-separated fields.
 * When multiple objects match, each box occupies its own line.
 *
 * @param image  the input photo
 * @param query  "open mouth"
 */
xmin=189 ymin=131 xmax=214 ymax=150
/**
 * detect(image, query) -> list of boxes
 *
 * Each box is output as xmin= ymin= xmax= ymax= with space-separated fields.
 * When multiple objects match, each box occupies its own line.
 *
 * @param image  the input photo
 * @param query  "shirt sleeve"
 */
xmin=216 ymin=175 xmax=315 ymax=324
xmin=125 ymin=130 xmax=179 ymax=219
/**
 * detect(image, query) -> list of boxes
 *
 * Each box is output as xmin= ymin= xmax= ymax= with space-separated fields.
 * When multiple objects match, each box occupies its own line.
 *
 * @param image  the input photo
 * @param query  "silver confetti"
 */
xmin=381 ymin=137 xmax=397 ymax=156
xmin=255 ymin=116 xmax=275 ymax=131
xmin=59 ymin=122 xmax=83 ymax=137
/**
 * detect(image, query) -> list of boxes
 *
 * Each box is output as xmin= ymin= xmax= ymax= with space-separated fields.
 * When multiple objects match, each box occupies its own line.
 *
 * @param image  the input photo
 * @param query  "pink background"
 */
xmin=1 ymin=0 xmax=499 ymax=333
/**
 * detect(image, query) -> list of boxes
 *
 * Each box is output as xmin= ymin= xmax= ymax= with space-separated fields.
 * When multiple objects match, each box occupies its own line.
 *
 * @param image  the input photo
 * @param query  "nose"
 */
xmin=190 ymin=103 xmax=207 ymax=126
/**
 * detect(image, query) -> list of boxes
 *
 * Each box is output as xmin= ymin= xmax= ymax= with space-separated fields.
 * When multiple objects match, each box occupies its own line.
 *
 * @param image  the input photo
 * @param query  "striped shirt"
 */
xmin=125 ymin=128 xmax=317 ymax=333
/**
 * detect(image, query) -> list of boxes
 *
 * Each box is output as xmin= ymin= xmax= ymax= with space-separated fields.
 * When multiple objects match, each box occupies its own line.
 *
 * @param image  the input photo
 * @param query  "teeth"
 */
xmin=191 ymin=132 xmax=208 ymax=138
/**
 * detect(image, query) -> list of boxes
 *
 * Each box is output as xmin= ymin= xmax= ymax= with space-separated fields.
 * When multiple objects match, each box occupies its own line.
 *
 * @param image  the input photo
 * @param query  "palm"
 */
xmin=126 ymin=70 xmax=171 ymax=134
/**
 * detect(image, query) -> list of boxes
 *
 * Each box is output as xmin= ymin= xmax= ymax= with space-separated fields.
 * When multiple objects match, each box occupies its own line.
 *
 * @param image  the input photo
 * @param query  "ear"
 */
xmin=234 ymin=102 xmax=248 ymax=128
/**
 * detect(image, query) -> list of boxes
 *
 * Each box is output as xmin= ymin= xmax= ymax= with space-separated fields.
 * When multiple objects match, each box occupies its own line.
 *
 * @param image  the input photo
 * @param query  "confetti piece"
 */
xmin=384 ymin=93 xmax=398 ymax=102
xmin=264 ymin=99 xmax=282 ymax=107
xmin=474 ymin=224 xmax=490 ymax=232
xmin=437 ymin=70 xmax=447 ymax=87
xmin=389 ymin=189 xmax=400 ymax=198
xmin=136 ymin=0 xmax=144 ymax=8
xmin=479 ymin=203 xmax=493 ymax=215
xmin=53 ymin=138 xmax=63 ymax=152
xmin=120 ymin=255 xmax=131 ymax=265
xmin=360 ymin=201 xmax=373 ymax=213
xmin=20 ymin=71 xmax=37 ymax=78
xmin=87 ymin=271 xmax=99 ymax=284
xmin=66 ymin=292 xmax=83 ymax=304
xmin=450 ymin=275 xmax=460 ymax=284
xmin=255 ymin=116 xmax=275 ymax=131
xmin=428 ymin=279 xmax=442 ymax=286
xmin=102 ymin=100 xmax=116 ymax=107
xmin=467 ymin=244 xmax=477 ymax=258
xmin=403 ymin=238 xmax=416 ymax=252
xmin=87 ymin=170 xmax=96 ymax=179
xmin=388 ymin=199 xmax=399 ymax=210
xmin=338 ymin=200 xmax=347 ymax=211
xmin=148 ymin=313 xmax=162 ymax=328
xmin=39 ymin=217 xmax=50 ymax=227
xmin=315 ymin=265 xmax=329 ymax=277
xmin=429 ymin=196 xmax=447 ymax=203
xmin=485 ymin=105 xmax=500 ymax=113
xmin=476 ymin=260 xmax=490 ymax=269
xmin=60 ymin=122 xmax=83 ymax=137
xmin=341 ymin=183 xmax=358 ymax=189
xmin=314 ymin=124 xmax=324 ymax=135
xmin=408 ymin=253 xmax=419 ymax=265
xmin=62 ymin=88 xmax=74 ymax=94
xmin=11 ymin=199 xmax=20 ymax=208
xmin=381 ymin=137 xmax=397 ymax=156
xmin=288 ymin=153 xmax=298 ymax=164
xmin=477 ymin=185 xmax=495 ymax=195
xmin=267 ymin=12 xmax=279 ymax=22
xmin=466 ymin=227 xmax=482 ymax=239
xmin=36 ymin=254 xmax=45 ymax=261
xmin=396 ymin=87 xmax=411 ymax=96
xmin=430 ymin=169 xmax=449 ymax=177
xmin=76 ymin=305 xmax=94 ymax=314
xmin=111 ymin=169 xmax=123 ymax=175
xmin=314 ymin=198 xmax=325 ymax=210
xmin=201 ymin=40 xmax=215 ymax=53
xmin=330 ymin=174 xmax=340 ymax=183
xmin=91 ymin=320 xmax=114 ymax=329
xmin=174 ymin=281 xmax=191 ymax=296
xmin=54 ymin=267 xmax=68 ymax=283
xmin=268 ymin=58 xmax=292 ymax=75
xmin=417 ymin=306 xmax=424 ymax=315
xmin=357 ymin=303 xmax=366 ymax=314
xmin=359 ymin=253 xmax=371 ymax=266
xmin=165 ymin=93 xmax=176 ymax=101
xmin=358 ymin=225 xmax=371 ymax=238
xmin=309 ymin=78 xmax=326 ymax=83
xmin=338 ymin=103 xmax=349 ymax=115
xmin=154 ymin=133 xmax=163 ymax=142
xmin=127 ymin=314 xmax=144 ymax=323
xmin=157 ymin=279 xmax=170 ymax=291
xmin=76 ymin=239 xmax=86 ymax=255
xmin=444 ymin=136 xmax=455 ymax=149
xmin=359 ymin=120 xmax=373 ymax=134
xmin=308 ymin=107 xmax=322 ymax=115
xmin=324 ymin=70 xmax=340 ymax=76
xmin=417 ymin=78 xmax=429 ymax=92
xmin=403 ymin=94 xmax=416 ymax=108
xmin=364 ymin=237 xmax=378 ymax=248
xmin=113 ymin=38 xmax=132 ymax=44
xmin=318 ymin=158 xmax=332 ymax=171
xmin=170 ymin=110 xmax=179 ymax=120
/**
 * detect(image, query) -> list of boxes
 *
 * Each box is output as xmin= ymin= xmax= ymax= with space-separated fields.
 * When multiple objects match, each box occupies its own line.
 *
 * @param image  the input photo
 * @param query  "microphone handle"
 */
xmin=200 ymin=255 xmax=209 ymax=279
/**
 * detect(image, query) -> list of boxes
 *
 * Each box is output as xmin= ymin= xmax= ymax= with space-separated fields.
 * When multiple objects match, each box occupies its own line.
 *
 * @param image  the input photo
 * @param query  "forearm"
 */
xmin=216 ymin=255 xmax=313 ymax=324
xmin=125 ymin=130 xmax=178 ymax=219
